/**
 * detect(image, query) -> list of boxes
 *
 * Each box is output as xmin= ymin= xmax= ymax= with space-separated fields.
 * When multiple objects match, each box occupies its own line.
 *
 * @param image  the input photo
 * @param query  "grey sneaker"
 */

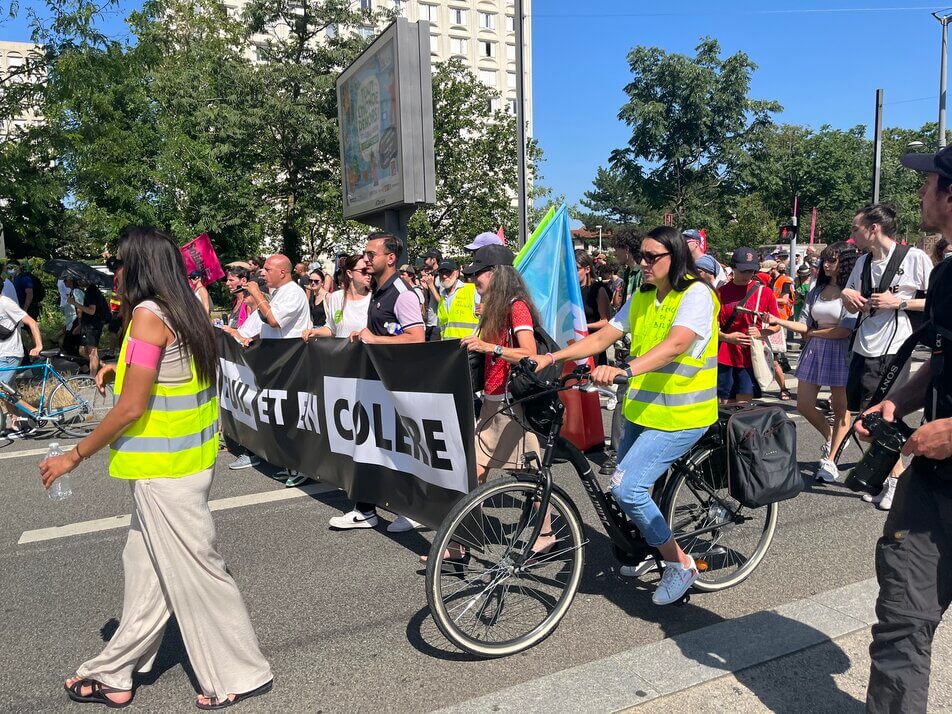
xmin=229 ymin=454 xmax=260 ymax=470
xmin=652 ymin=557 xmax=699 ymax=606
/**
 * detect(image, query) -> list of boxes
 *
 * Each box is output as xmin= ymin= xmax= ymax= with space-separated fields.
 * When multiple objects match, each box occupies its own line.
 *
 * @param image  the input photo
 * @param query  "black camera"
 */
xmin=845 ymin=412 xmax=915 ymax=495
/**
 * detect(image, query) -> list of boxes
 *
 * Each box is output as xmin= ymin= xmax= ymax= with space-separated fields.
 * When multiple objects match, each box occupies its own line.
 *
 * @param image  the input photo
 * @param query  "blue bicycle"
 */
xmin=0 ymin=357 xmax=114 ymax=438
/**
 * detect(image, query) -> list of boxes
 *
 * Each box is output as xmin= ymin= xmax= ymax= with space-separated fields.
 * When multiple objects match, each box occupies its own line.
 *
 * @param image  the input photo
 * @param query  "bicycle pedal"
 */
xmin=675 ymin=594 xmax=691 ymax=606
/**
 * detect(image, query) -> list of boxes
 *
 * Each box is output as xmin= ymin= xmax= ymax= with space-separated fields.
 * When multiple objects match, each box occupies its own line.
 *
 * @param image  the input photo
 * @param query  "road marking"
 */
xmin=18 ymin=481 xmax=333 ymax=545
xmin=0 ymin=445 xmax=74 ymax=461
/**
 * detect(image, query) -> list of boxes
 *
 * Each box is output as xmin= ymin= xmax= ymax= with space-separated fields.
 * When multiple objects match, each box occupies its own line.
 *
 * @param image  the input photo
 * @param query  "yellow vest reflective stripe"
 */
xmin=109 ymin=334 xmax=219 ymax=480
xmin=622 ymin=283 xmax=719 ymax=432
xmin=438 ymin=283 xmax=479 ymax=339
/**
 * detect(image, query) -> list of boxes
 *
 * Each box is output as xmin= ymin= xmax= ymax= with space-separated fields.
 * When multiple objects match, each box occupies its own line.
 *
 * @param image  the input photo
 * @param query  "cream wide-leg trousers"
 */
xmin=76 ymin=470 xmax=273 ymax=699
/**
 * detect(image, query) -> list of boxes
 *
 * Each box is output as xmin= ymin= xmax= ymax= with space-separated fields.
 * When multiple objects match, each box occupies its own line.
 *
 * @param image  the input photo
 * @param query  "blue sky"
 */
xmin=3 ymin=1 xmax=949 ymax=208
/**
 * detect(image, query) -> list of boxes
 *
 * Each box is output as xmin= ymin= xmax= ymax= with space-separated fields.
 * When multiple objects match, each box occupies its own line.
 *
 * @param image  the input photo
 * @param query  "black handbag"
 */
xmin=726 ymin=405 xmax=802 ymax=508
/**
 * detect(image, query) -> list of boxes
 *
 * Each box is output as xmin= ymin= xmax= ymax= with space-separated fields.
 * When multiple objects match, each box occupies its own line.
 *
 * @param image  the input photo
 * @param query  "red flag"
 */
xmin=698 ymin=228 xmax=707 ymax=254
xmin=180 ymin=233 xmax=224 ymax=286
xmin=809 ymin=207 xmax=817 ymax=245
xmin=497 ymin=225 xmax=505 ymax=244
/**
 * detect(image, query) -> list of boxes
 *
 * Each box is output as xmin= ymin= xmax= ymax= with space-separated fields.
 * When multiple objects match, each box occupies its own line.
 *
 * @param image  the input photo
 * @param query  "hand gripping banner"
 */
xmin=217 ymin=334 xmax=477 ymax=528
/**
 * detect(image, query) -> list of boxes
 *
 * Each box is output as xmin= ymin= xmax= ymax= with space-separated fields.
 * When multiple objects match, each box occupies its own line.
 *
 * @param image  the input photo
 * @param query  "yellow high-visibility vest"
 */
xmin=109 ymin=334 xmax=219 ymax=480
xmin=622 ymin=282 xmax=719 ymax=432
xmin=437 ymin=282 xmax=479 ymax=339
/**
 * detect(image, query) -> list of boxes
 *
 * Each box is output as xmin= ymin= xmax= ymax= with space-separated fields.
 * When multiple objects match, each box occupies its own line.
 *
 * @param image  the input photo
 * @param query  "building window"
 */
xmin=478 ymin=12 xmax=495 ymax=30
xmin=450 ymin=37 xmax=468 ymax=55
xmin=506 ymin=15 xmax=516 ymax=32
xmin=481 ymin=41 xmax=496 ymax=58
xmin=508 ymin=98 xmax=518 ymax=114
xmin=326 ymin=24 xmax=337 ymax=38
xmin=506 ymin=43 xmax=516 ymax=61
xmin=479 ymin=69 xmax=497 ymax=87
xmin=6 ymin=52 xmax=24 ymax=70
xmin=419 ymin=3 xmax=438 ymax=22
xmin=392 ymin=0 xmax=405 ymax=14
xmin=506 ymin=72 xmax=516 ymax=89
xmin=359 ymin=25 xmax=376 ymax=39
xmin=360 ymin=0 xmax=373 ymax=10
xmin=430 ymin=34 xmax=440 ymax=54
xmin=224 ymin=4 xmax=238 ymax=18
xmin=450 ymin=8 xmax=466 ymax=25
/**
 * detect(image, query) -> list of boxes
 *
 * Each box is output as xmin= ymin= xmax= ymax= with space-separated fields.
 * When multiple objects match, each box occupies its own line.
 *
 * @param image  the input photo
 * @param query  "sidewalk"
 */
xmin=437 ymin=578 xmax=951 ymax=713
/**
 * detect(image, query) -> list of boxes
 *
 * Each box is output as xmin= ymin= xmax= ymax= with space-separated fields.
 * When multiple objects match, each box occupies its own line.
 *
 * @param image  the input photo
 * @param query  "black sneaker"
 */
xmin=599 ymin=456 xmax=617 ymax=475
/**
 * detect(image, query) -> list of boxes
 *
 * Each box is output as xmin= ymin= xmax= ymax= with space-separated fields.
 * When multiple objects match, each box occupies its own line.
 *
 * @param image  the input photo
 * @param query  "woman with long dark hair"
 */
xmin=301 ymin=254 xmax=372 ymax=341
xmin=39 ymin=227 xmax=273 ymax=710
xmin=764 ymin=241 xmax=858 ymax=483
xmin=543 ymin=226 xmax=720 ymax=606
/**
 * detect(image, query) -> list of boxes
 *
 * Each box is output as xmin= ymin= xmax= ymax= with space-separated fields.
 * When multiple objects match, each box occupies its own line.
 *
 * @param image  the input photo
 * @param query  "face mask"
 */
xmin=6 ymin=268 xmax=14 ymax=276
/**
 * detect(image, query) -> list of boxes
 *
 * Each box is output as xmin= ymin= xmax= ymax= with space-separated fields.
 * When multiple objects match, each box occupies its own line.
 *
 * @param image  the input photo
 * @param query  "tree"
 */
xmin=611 ymin=38 xmax=780 ymax=227
xmin=578 ymin=163 xmax=646 ymax=229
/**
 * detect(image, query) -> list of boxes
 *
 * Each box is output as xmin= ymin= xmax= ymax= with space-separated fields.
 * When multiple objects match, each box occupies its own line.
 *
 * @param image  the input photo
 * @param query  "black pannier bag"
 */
xmin=725 ymin=406 xmax=801 ymax=508
xmin=507 ymin=324 xmax=563 ymax=435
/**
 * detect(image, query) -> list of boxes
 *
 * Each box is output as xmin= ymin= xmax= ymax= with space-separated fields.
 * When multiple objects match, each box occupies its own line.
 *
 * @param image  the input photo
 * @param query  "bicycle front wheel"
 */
xmin=50 ymin=376 xmax=116 ymax=438
xmin=664 ymin=446 xmax=778 ymax=592
xmin=425 ymin=475 xmax=586 ymax=658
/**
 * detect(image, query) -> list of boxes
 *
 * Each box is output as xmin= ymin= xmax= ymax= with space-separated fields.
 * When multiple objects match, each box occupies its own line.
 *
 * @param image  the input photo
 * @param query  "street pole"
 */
xmin=514 ymin=0 xmax=528 ymax=248
xmin=935 ymin=11 xmax=951 ymax=148
xmin=872 ymin=88 xmax=884 ymax=203
xmin=596 ymin=225 xmax=602 ymax=254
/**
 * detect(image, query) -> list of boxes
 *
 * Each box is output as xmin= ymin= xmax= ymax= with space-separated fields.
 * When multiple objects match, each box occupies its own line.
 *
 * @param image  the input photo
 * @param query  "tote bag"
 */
xmin=748 ymin=287 xmax=776 ymax=390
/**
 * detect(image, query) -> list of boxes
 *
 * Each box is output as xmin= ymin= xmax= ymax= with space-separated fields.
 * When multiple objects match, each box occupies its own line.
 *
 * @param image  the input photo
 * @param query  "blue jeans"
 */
xmin=0 ymin=356 xmax=20 ymax=386
xmin=611 ymin=421 xmax=707 ymax=547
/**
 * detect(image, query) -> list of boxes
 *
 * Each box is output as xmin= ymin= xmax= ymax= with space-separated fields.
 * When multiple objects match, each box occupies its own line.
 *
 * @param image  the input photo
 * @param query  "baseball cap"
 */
xmin=225 ymin=260 xmax=252 ymax=270
xmin=731 ymin=247 xmax=759 ymax=271
xmin=462 ymin=244 xmax=515 ymax=276
xmin=694 ymin=254 xmax=720 ymax=276
xmin=900 ymin=144 xmax=952 ymax=179
xmin=437 ymin=259 xmax=459 ymax=273
xmin=682 ymin=229 xmax=703 ymax=243
xmin=423 ymin=248 xmax=443 ymax=261
xmin=398 ymin=263 xmax=415 ymax=275
xmin=465 ymin=231 xmax=505 ymax=251
xmin=188 ymin=269 xmax=204 ymax=279
xmin=760 ymin=259 xmax=778 ymax=271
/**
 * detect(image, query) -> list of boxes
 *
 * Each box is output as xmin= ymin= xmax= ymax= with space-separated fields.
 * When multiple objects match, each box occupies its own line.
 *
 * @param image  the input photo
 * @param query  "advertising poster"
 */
xmin=339 ymin=38 xmax=402 ymax=214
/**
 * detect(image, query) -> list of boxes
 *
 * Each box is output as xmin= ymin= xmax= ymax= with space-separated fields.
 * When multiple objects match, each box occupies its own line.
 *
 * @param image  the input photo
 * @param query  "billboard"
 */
xmin=337 ymin=18 xmax=436 ymax=223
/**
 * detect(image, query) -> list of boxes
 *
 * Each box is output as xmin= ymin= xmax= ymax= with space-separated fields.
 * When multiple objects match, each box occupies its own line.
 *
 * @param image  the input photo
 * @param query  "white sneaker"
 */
xmin=652 ymin=557 xmax=699 ymax=605
xmin=387 ymin=515 xmax=424 ymax=533
xmin=876 ymin=477 xmax=898 ymax=511
xmin=862 ymin=481 xmax=889 ymax=503
xmin=620 ymin=557 xmax=661 ymax=578
xmin=329 ymin=509 xmax=379 ymax=529
xmin=815 ymin=458 xmax=840 ymax=483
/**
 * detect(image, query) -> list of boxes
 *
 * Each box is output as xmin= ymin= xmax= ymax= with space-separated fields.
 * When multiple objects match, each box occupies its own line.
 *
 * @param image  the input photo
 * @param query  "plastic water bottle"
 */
xmin=45 ymin=443 xmax=73 ymax=501
xmin=384 ymin=321 xmax=404 ymax=336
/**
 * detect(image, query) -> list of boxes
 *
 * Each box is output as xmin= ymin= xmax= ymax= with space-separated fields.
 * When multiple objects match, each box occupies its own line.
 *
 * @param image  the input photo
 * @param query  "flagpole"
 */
xmin=514 ymin=0 xmax=528 ymax=248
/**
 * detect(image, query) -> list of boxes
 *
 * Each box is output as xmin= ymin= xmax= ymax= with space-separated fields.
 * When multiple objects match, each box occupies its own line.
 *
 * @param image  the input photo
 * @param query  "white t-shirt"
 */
xmin=238 ymin=311 xmax=262 ymax=339
xmin=260 ymin=281 xmax=311 ymax=339
xmin=609 ymin=281 xmax=715 ymax=360
xmin=324 ymin=290 xmax=370 ymax=337
xmin=713 ymin=262 xmax=728 ymax=289
xmin=1 ymin=279 xmax=17 ymax=303
xmin=844 ymin=244 xmax=933 ymax=357
xmin=0 ymin=295 xmax=25 ymax=360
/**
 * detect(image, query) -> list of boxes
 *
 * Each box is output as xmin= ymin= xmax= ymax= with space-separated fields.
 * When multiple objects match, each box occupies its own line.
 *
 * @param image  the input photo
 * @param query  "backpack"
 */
xmin=506 ymin=319 xmax=563 ymax=435
xmin=725 ymin=405 xmax=802 ymax=509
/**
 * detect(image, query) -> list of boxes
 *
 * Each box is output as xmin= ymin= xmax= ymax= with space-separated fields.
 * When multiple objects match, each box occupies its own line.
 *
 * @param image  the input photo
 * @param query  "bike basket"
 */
xmin=726 ymin=405 xmax=801 ymax=509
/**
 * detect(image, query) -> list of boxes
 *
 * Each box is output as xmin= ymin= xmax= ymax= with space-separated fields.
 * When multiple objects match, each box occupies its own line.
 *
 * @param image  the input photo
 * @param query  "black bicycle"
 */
xmin=424 ymin=360 xmax=779 ymax=658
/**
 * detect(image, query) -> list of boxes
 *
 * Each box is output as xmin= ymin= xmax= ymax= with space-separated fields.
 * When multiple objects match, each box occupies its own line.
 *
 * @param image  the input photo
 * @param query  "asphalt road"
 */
xmin=0 ymin=354 xmax=904 ymax=713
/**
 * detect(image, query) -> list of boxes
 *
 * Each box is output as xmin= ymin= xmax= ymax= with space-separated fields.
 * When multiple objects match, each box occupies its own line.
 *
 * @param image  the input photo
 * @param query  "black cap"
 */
xmin=900 ymin=145 xmax=952 ymax=180
xmin=437 ymin=260 xmax=459 ymax=273
xmin=423 ymin=248 xmax=442 ymax=260
xmin=730 ymin=246 xmax=759 ymax=271
xmin=188 ymin=269 xmax=204 ymax=279
xmin=462 ymin=244 xmax=515 ymax=276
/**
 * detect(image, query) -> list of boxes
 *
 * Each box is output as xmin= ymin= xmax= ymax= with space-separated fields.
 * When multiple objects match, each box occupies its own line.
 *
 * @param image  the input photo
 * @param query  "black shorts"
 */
xmin=846 ymin=353 xmax=912 ymax=413
xmin=80 ymin=324 xmax=103 ymax=348
xmin=107 ymin=314 xmax=122 ymax=334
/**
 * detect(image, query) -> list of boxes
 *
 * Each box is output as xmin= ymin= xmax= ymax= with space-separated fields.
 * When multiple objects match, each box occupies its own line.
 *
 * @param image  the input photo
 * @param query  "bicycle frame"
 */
xmin=0 ymin=360 xmax=87 ymax=422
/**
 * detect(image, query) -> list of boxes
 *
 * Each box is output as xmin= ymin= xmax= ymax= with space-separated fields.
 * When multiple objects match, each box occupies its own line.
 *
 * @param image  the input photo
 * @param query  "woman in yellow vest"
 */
xmin=543 ymin=226 xmax=719 ymax=605
xmin=40 ymin=227 xmax=273 ymax=710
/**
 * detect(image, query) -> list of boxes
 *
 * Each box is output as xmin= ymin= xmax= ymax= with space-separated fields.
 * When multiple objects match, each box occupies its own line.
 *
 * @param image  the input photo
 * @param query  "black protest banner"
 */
xmin=217 ymin=334 xmax=477 ymax=529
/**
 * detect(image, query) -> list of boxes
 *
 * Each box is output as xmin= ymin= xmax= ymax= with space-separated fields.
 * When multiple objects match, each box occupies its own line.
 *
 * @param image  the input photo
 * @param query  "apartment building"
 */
xmin=0 ymin=40 xmax=45 ymax=140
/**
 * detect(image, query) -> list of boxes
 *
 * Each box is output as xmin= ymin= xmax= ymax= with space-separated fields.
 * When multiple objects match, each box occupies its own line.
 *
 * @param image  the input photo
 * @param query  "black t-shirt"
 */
xmin=581 ymin=282 xmax=609 ymax=324
xmin=80 ymin=287 xmax=107 ymax=329
xmin=926 ymin=256 xmax=952 ymax=422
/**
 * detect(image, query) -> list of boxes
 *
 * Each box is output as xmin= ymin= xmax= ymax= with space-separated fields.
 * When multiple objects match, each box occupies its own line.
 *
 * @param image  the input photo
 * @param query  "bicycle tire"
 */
xmin=664 ymin=445 xmax=778 ymax=592
xmin=50 ymin=376 xmax=115 ymax=438
xmin=425 ymin=475 xmax=585 ymax=658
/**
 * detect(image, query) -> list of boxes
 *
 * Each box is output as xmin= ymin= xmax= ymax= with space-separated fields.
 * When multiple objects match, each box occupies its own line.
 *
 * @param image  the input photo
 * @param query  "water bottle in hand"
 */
xmin=45 ymin=442 xmax=73 ymax=501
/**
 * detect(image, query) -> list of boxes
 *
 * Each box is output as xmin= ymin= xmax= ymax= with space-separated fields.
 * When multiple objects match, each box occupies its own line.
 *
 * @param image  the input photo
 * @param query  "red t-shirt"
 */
xmin=716 ymin=281 xmax=779 ymax=368
xmin=484 ymin=299 xmax=534 ymax=396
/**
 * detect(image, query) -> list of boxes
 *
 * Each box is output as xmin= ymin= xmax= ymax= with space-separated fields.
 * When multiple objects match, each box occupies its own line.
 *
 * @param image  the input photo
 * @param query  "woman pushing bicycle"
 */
xmin=540 ymin=226 xmax=719 ymax=605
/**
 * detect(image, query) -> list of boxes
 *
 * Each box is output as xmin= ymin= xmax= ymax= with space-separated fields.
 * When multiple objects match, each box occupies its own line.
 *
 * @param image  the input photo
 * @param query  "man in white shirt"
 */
xmin=0 ymin=295 xmax=43 ymax=436
xmin=234 ymin=255 xmax=311 ymax=484
xmin=841 ymin=204 xmax=932 ymax=508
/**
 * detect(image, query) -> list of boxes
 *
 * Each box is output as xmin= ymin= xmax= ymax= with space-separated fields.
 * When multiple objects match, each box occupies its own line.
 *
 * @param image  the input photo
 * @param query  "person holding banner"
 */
xmin=301 ymin=254 xmax=372 ymax=341
xmin=540 ymin=226 xmax=719 ymax=606
xmin=39 ymin=226 xmax=273 ymax=710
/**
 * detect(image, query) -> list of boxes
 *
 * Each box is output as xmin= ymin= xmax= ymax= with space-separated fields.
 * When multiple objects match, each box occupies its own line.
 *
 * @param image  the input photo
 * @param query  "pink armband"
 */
xmin=125 ymin=338 xmax=162 ymax=370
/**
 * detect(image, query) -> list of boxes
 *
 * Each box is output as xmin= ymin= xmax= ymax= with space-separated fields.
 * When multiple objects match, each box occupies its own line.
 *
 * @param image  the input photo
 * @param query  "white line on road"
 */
xmin=18 ymin=481 xmax=333 ymax=545
xmin=0 ymin=445 xmax=74 ymax=461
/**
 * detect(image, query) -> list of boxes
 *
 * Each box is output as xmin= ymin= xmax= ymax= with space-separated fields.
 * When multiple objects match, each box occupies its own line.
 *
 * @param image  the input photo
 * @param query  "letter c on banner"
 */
xmin=334 ymin=398 xmax=353 ymax=440
xmin=352 ymin=402 xmax=371 ymax=445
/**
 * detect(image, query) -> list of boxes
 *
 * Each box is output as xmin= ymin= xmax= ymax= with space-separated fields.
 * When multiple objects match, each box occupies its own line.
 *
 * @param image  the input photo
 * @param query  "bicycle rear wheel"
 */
xmin=664 ymin=445 xmax=778 ymax=592
xmin=50 ymin=376 xmax=116 ymax=437
xmin=425 ymin=475 xmax=586 ymax=658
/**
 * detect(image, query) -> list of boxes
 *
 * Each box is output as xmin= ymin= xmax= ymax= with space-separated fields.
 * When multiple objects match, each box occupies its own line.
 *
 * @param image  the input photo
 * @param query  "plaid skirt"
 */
xmin=795 ymin=336 xmax=850 ymax=388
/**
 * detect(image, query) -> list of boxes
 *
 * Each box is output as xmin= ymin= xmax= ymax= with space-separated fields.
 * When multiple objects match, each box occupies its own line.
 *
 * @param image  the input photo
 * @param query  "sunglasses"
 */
xmin=309 ymin=279 xmax=322 ymax=284
xmin=363 ymin=250 xmax=393 ymax=259
xmin=639 ymin=251 xmax=670 ymax=266
xmin=106 ymin=257 xmax=123 ymax=271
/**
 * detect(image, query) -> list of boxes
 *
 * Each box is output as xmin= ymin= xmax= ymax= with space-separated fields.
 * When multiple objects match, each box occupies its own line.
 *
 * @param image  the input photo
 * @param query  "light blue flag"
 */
xmin=515 ymin=203 xmax=588 ymax=348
